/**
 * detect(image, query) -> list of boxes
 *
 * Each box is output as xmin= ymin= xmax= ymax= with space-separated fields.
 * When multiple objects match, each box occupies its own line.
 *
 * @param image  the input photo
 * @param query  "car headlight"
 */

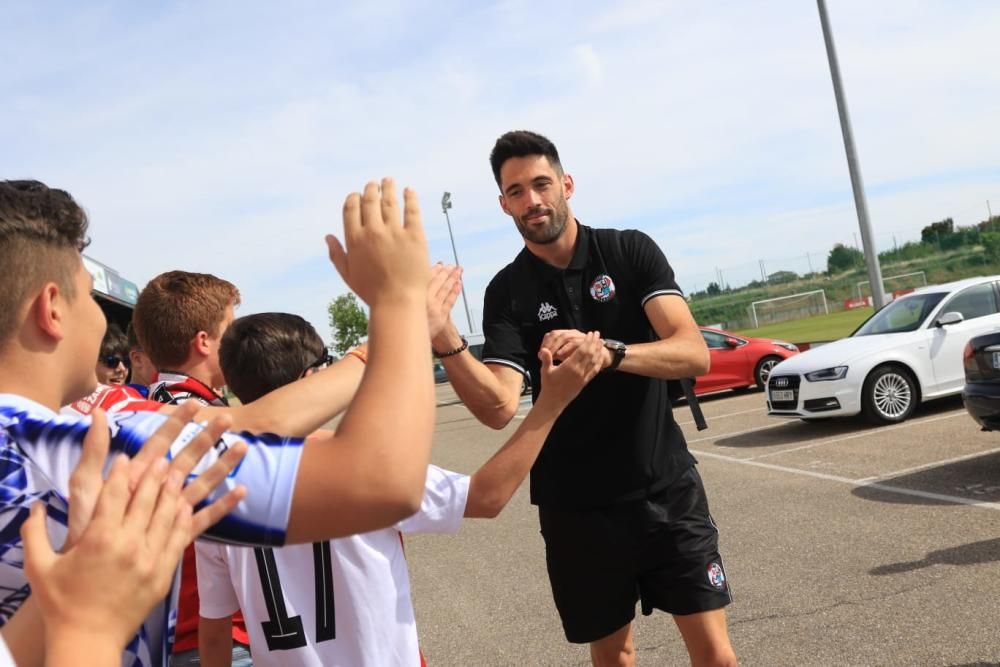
xmin=774 ymin=341 xmax=799 ymax=352
xmin=804 ymin=366 xmax=848 ymax=382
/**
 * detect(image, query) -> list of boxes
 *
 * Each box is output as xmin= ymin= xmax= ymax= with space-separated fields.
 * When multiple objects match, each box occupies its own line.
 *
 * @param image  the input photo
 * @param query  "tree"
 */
xmin=706 ymin=281 xmax=722 ymax=296
xmin=827 ymin=243 xmax=864 ymax=274
xmin=328 ymin=293 xmax=368 ymax=355
xmin=767 ymin=270 xmax=798 ymax=284
xmin=983 ymin=232 xmax=1000 ymax=265
xmin=920 ymin=218 xmax=954 ymax=245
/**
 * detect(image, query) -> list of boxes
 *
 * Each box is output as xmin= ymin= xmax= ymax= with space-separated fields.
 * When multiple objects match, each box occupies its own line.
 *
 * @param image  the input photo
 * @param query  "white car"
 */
xmin=767 ymin=275 xmax=1000 ymax=424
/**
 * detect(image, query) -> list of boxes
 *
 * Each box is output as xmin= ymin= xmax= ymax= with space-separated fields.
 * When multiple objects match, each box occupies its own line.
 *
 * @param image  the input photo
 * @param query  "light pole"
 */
xmin=441 ymin=192 xmax=475 ymax=333
xmin=818 ymin=0 xmax=887 ymax=309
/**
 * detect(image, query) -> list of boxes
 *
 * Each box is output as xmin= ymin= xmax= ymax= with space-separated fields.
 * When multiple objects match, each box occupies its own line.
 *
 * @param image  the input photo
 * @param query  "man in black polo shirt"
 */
xmin=432 ymin=131 xmax=736 ymax=667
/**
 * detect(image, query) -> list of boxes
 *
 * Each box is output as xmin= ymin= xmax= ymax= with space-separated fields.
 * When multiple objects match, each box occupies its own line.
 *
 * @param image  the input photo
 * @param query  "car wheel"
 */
xmin=754 ymin=355 xmax=783 ymax=389
xmin=861 ymin=365 xmax=917 ymax=425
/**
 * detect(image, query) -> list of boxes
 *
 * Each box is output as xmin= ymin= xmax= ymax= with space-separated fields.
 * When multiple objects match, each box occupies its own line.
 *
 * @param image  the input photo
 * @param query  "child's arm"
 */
xmin=195 ymin=541 xmax=241 ymax=667
xmin=198 ymin=616 xmax=235 ymax=667
xmin=465 ymin=333 xmax=604 ymax=518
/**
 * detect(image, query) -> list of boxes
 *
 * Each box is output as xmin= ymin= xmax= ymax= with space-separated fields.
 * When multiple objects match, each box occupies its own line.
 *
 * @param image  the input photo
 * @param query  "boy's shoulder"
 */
xmin=62 ymin=383 xmax=163 ymax=417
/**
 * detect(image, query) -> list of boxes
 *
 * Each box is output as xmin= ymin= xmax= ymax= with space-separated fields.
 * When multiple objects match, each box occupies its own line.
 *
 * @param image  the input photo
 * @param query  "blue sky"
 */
xmin=3 ymin=0 xmax=998 ymax=340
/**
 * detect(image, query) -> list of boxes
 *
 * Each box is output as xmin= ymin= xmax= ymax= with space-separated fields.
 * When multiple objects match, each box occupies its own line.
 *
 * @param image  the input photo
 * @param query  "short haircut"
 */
xmin=100 ymin=323 xmax=129 ymax=360
xmin=489 ymin=130 xmax=563 ymax=187
xmin=219 ymin=313 xmax=327 ymax=404
xmin=133 ymin=271 xmax=241 ymax=370
xmin=0 ymin=180 xmax=90 ymax=345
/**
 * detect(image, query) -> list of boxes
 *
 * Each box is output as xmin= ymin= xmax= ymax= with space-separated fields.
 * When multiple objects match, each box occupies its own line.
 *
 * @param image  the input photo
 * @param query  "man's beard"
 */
xmin=515 ymin=197 xmax=569 ymax=245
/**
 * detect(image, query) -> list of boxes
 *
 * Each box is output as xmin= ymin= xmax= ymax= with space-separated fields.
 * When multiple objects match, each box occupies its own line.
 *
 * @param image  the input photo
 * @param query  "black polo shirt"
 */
xmin=482 ymin=221 xmax=696 ymax=509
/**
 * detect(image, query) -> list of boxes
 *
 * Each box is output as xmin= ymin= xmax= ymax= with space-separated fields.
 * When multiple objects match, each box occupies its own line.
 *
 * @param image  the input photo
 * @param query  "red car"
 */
xmin=696 ymin=327 xmax=799 ymax=395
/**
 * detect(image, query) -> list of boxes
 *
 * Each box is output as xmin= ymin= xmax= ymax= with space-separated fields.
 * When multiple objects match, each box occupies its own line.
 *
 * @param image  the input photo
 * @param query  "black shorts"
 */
xmin=538 ymin=466 xmax=732 ymax=644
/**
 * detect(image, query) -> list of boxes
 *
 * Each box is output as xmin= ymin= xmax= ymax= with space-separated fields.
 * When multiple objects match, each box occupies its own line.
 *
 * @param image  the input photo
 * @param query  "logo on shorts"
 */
xmin=589 ymin=274 xmax=616 ymax=302
xmin=707 ymin=562 xmax=726 ymax=590
xmin=538 ymin=302 xmax=559 ymax=322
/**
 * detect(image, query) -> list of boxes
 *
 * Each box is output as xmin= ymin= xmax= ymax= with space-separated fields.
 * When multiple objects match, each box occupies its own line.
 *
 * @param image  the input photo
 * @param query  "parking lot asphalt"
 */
xmin=411 ymin=385 xmax=1000 ymax=666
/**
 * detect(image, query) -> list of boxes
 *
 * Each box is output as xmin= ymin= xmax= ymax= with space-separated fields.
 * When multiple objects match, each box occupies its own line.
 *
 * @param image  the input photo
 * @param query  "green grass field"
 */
xmin=733 ymin=307 xmax=874 ymax=343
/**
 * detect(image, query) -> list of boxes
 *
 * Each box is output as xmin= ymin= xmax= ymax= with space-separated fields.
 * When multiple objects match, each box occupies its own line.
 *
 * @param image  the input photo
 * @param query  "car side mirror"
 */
xmin=724 ymin=337 xmax=741 ymax=348
xmin=935 ymin=311 xmax=964 ymax=327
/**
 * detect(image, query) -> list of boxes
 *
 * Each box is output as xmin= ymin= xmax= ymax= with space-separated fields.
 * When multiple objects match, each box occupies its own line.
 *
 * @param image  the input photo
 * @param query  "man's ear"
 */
xmin=31 ymin=282 xmax=67 ymax=342
xmin=498 ymin=194 xmax=511 ymax=216
xmin=562 ymin=173 xmax=575 ymax=200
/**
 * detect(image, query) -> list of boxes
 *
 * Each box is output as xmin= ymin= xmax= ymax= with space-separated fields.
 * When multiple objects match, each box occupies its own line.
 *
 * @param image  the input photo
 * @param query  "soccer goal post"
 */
xmin=856 ymin=271 xmax=927 ymax=300
xmin=750 ymin=290 xmax=828 ymax=329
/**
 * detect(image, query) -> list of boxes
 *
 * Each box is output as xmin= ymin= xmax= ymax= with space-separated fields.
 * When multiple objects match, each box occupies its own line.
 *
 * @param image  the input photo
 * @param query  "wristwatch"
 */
xmin=603 ymin=339 xmax=626 ymax=372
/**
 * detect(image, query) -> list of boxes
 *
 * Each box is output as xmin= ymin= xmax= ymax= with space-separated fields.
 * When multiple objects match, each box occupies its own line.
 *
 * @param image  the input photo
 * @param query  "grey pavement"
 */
xmin=409 ymin=389 xmax=1000 ymax=666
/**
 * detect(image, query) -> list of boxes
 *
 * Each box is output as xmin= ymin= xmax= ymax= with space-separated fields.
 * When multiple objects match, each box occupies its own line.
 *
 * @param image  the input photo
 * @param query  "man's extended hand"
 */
xmin=427 ymin=263 xmax=463 ymax=340
xmin=537 ymin=332 xmax=605 ymax=411
xmin=326 ymin=179 xmax=430 ymax=307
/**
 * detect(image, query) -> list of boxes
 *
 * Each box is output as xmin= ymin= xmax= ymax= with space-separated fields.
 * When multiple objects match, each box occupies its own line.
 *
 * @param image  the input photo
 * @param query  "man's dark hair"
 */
xmin=100 ymin=323 xmax=129 ymax=360
xmin=0 ymin=180 xmax=91 ymax=345
xmin=220 ymin=313 xmax=327 ymax=403
xmin=489 ymin=130 xmax=563 ymax=187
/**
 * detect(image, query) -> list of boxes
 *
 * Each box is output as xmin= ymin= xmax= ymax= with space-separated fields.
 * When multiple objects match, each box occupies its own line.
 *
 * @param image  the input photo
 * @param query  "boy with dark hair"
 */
xmin=195 ymin=312 xmax=605 ymax=666
xmin=219 ymin=313 xmax=329 ymax=403
xmin=0 ymin=177 xmax=442 ymax=667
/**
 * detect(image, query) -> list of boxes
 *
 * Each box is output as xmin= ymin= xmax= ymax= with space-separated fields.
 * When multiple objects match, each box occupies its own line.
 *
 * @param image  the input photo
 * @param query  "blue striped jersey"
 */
xmin=0 ymin=393 xmax=305 ymax=667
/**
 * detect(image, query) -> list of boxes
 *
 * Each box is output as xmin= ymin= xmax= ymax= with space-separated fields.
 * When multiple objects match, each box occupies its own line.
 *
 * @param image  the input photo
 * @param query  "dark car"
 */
xmin=962 ymin=331 xmax=1000 ymax=430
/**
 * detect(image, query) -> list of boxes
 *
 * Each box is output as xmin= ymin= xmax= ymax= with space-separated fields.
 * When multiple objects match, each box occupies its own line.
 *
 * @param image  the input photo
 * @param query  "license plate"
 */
xmin=993 ymin=351 xmax=1000 ymax=370
xmin=770 ymin=390 xmax=795 ymax=402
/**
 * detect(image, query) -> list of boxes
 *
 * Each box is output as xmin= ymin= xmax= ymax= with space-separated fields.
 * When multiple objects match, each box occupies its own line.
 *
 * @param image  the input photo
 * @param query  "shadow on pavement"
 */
xmin=852 ymin=450 xmax=1000 ymax=506
xmin=712 ymin=417 xmax=869 ymax=448
xmin=711 ymin=395 xmax=968 ymax=449
xmin=870 ymin=537 xmax=1000 ymax=575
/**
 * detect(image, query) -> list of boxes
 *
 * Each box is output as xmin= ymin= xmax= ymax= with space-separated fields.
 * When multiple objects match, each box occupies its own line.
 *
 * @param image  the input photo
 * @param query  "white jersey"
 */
xmin=196 ymin=465 xmax=470 ymax=667
xmin=0 ymin=394 xmax=305 ymax=667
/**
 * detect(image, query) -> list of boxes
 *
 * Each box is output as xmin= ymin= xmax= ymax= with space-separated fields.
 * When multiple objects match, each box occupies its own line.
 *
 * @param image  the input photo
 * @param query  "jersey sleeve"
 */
xmin=395 ymin=465 xmax=469 ymax=535
xmin=620 ymin=230 xmax=684 ymax=307
xmin=194 ymin=542 xmax=241 ymax=619
xmin=107 ymin=411 xmax=304 ymax=547
xmin=481 ymin=269 xmax=530 ymax=378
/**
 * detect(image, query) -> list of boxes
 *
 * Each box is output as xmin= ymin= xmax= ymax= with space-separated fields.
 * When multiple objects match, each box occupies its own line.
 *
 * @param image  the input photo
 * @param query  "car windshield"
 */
xmin=852 ymin=292 xmax=947 ymax=336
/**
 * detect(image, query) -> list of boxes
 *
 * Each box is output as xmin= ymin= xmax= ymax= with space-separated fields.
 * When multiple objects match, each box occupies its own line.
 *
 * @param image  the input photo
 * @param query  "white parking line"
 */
xmin=748 ymin=411 xmax=967 ymax=460
xmin=692 ymin=448 xmax=1000 ymax=512
xmin=858 ymin=445 xmax=1000 ymax=483
xmin=677 ymin=407 xmax=763 ymax=426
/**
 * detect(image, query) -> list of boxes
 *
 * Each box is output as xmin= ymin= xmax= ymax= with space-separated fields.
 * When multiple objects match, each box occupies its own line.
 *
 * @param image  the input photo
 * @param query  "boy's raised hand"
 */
xmin=536 ymin=331 xmax=605 ymax=411
xmin=326 ymin=178 xmax=430 ymax=308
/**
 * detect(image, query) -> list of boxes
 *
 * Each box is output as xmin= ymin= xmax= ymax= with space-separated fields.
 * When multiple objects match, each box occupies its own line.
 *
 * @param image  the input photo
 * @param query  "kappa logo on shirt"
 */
xmin=537 ymin=302 xmax=559 ymax=322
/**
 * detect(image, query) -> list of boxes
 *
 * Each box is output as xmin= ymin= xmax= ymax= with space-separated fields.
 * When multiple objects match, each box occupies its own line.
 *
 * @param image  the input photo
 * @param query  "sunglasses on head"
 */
xmin=301 ymin=351 xmax=334 ymax=378
xmin=101 ymin=355 xmax=131 ymax=370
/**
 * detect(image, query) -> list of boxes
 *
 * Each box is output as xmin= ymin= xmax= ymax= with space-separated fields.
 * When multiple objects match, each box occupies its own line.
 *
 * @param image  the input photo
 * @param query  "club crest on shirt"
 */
xmin=538 ymin=302 xmax=559 ymax=322
xmin=589 ymin=274 xmax=616 ymax=302
xmin=707 ymin=562 xmax=726 ymax=590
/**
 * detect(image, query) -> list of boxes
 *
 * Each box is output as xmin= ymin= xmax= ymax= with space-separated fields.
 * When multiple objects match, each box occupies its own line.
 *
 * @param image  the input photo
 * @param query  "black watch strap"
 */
xmin=603 ymin=339 xmax=626 ymax=372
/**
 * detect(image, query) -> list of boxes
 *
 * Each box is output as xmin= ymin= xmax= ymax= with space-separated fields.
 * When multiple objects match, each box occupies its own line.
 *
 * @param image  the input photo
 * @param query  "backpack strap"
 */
xmin=592 ymin=229 xmax=708 ymax=431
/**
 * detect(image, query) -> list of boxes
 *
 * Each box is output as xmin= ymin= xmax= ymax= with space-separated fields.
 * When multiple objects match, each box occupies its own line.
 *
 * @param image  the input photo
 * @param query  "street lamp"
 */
xmin=441 ymin=192 xmax=475 ymax=333
xmin=817 ymin=0 xmax=887 ymax=309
